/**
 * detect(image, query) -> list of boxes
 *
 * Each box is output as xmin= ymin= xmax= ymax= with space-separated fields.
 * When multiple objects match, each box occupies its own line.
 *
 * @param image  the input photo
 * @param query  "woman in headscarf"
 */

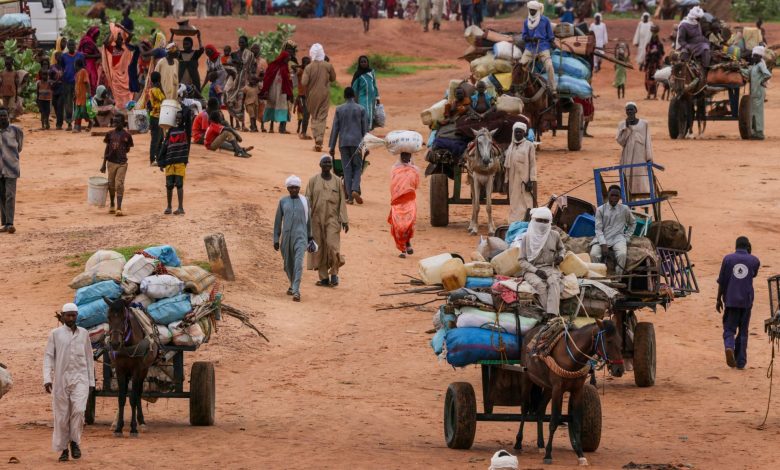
xmin=503 ymin=122 xmax=536 ymax=224
xmin=351 ymin=55 xmax=380 ymax=130
xmin=93 ymin=84 xmax=116 ymax=127
xmin=260 ymin=50 xmax=294 ymax=133
xmin=137 ymin=31 xmax=167 ymax=108
xmin=644 ymin=26 xmax=664 ymax=100
xmin=49 ymin=37 xmax=67 ymax=66
xmin=388 ymin=152 xmax=420 ymax=258
xmin=203 ymin=44 xmax=228 ymax=103
xmin=78 ymin=26 xmax=102 ymax=94
xmin=301 ymin=44 xmax=336 ymax=150
xmin=101 ymin=24 xmax=134 ymax=110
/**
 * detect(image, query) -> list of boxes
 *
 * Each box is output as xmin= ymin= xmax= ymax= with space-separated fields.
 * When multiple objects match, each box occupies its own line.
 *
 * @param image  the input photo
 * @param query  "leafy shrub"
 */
xmin=236 ymin=24 xmax=296 ymax=62
xmin=3 ymin=40 xmax=41 ymax=111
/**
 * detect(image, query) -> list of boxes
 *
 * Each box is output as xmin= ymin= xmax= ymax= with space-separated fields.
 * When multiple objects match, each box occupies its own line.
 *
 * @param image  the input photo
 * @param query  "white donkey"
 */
xmin=465 ymin=127 xmax=502 ymax=236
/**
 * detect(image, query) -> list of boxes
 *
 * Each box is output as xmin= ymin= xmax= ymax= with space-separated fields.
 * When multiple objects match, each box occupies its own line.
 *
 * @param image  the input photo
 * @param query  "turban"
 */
xmin=62 ymin=303 xmax=78 ymax=313
xmin=752 ymin=46 xmax=766 ymax=57
xmin=527 ymin=1 xmax=543 ymax=10
xmin=285 ymin=175 xmax=302 ymax=188
xmin=687 ymin=6 xmax=704 ymax=21
xmin=310 ymin=43 xmax=325 ymax=62
xmin=625 ymin=101 xmax=637 ymax=110
xmin=513 ymin=121 xmax=528 ymax=132
xmin=594 ymin=13 xmax=602 ymax=20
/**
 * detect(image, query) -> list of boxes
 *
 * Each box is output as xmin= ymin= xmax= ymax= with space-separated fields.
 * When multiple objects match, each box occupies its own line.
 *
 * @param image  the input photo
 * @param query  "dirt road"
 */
xmin=1 ymin=16 xmax=779 ymax=469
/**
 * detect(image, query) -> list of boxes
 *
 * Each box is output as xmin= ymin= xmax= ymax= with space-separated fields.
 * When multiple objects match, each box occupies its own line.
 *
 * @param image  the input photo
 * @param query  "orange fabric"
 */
xmin=75 ymin=69 xmax=89 ymax=105
xmin=101 ymin=24 xmax=134 ymax=109
xmin=387 ymin=165 xmax=420 ymax=252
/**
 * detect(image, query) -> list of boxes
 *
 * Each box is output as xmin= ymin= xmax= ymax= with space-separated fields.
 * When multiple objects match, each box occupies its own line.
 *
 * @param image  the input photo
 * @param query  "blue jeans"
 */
xmin=341 ymin=146 xmax=362 ymax=197
xmin=723 ymin=307 xmax=751 ymax=368
xmin=461 ymin=5 xmax=473 ymax=29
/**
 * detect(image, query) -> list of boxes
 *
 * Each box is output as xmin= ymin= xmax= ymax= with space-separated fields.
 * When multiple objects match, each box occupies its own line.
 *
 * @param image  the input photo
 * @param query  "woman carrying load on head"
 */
xmin=78 ymin=26 xmax=102 ymax=94
xmin=351 ymin=55 xmax=379 ymax=130
xmin=388 ymin=152 xmax=420 ymax=258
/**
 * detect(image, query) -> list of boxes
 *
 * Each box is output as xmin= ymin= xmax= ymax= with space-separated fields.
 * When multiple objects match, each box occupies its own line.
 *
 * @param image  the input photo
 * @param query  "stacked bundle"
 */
xmin=68 ymin=245 xmax=220 ymax=350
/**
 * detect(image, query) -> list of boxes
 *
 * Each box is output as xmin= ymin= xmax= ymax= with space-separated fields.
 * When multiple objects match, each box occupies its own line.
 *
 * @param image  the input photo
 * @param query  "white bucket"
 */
xmin=159 ymin=99 xmax=181 ymax=129
xmin=88 ymin=176 xmax=109 ymax=207
xmin=128 ymin=109 xmax=149 ymax=133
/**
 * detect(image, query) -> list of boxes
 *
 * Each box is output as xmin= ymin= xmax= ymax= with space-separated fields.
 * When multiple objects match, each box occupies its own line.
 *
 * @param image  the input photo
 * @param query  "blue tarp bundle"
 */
xmin=505 ymin=221 xmax=529 ymax=244
xmin=76 ymin=300 xmax=110 ymax=329
xmin=143 ymin=245 xmax=181 ymax=267
xmin=445 ymin=327 xmax=521 ymax=367
xmin=74 ymin=280 xmax=122 ymax=306
xmin=540 ymin=73 xmax=593 ymax=98
xmin=546 ymin=51 xmax=592 ymax=81
xmin=148 ymin=293 xmax=192 ymax=325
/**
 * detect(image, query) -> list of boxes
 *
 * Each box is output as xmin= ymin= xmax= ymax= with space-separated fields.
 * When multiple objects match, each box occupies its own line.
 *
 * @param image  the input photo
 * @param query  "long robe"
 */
xmin=749 ymin=60 xmax=772 ymax=137
xmin=273 ymin=196 xmax=312 ymax=295
xmin=77 ymin=27 xmax=101 ymax=95
xmin=644 ymin=39 xmax=665 ymax=95
xmin=43 ymin=325 xmax=95 ymax=452
xmin=102 ymin=44 xmax=134 ymax=110
xmin=504 ymin=139 xmax=536 ymax=224
xmin=388 ymin=164 xmax=420 ymax=253
xmin=633 ymin=20 xmax=654 ymax=66
xmin=226 ymin=48 xmax=256 ymax=122
xmin=617 ymin=119 xmax=653 ymax=197
xmin=306 ymin=174 xmax=348 ymax=279
xmin=432 ymin=0 xmax=445 ymax=23
xmin=301 ymin=61 xmax=336 ymax=145
xmin=417 ymin=0 xmax=432 ymax=24
xmin=155 ymin=58 xmax=180 ymax=100
xmin=136 ymin=32 xmax=167 ymax=108
xmin=352 ymin=70 xmax=379 ymax=130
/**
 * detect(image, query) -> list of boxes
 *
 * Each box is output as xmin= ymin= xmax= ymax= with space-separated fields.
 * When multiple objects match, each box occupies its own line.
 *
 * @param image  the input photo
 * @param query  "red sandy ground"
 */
xmin=1 ymin=15 xmax=780 ymax=469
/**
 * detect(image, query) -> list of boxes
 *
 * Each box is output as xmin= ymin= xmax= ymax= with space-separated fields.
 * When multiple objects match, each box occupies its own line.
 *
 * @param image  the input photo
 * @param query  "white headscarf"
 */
xmin=510 ymin=121 xmax=528 ymax=144
xmin=752 ymin=45 xmax=766 ymax=57
xmin=310 ymin=43 xmax=325 ymax=62
xmin=683 ymin=6 xmax=704 ymax=25
xmin=594 ymin=13 xmax=602 ymax=21
xmin=524 ymin=207 xmax=553 ymax=262
xmin=526 ymin=1 xmax=543 ymax=30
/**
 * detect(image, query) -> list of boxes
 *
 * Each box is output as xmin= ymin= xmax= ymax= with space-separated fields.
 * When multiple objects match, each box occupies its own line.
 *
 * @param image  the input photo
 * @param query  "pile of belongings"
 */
xmin=68 ymin=245 xmax=221 ymax=353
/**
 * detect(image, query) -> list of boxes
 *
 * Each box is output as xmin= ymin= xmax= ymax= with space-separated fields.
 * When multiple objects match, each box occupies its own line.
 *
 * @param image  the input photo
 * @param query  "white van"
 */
xmin=0 ymin=0 xmax=67 ymax=48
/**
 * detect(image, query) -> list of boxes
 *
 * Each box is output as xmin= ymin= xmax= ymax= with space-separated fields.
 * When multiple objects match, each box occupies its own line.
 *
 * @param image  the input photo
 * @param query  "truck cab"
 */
xmin=27 ymin=0 xmax=66 ymax=48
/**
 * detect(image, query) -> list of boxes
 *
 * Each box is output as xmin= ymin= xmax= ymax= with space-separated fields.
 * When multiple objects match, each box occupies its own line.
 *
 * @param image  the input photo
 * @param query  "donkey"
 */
xmin=465 ymin=127 xmax=502 ymax=236
xmin=511 ymin=61 xmax=551 ymax=132
xmin=516 ymin=318 xmax=624 ymax=466
xmin=104 ymin=297 xmax=158 ymax=437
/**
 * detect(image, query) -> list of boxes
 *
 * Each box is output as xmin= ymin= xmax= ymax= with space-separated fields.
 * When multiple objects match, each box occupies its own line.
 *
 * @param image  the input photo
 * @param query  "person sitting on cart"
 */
xmin=470 ymin=81 xmax=497 ymax=118
xmin=520 ymin=1 xmax=557 ymax=97
xmin=441 ymin=86 xmax=471 ymax=124
xmin=590 ymin=185 xmax=636 ymax=276
xmin=676 ymin=6 xmax=711 ymax=71
xmin=519 ymin=207 xmax=565 ymax=316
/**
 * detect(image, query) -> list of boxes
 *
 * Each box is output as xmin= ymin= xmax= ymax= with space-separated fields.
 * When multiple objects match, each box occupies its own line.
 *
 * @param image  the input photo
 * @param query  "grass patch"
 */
xmin=346 ymin=54 xmax=452 ymax=79
xmin=62 ymin=6 xmax=159 ymax=39
xmin=66 ymin=244 xmax=156 ymax=269
xmin=192 ymin=260 xmax=213 ymax=272
xmin=330 ymin=82 xmax=345 ymax=106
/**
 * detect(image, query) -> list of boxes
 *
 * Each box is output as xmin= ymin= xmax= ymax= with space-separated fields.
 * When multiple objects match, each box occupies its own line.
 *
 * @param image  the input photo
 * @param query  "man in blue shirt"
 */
xmin=716 ymin=236 xmax=760 ymax=369
xmin=520 ymin=1 xmax=557 ymax=95
xmin=58 ymin=39 xmax=85 ymax=132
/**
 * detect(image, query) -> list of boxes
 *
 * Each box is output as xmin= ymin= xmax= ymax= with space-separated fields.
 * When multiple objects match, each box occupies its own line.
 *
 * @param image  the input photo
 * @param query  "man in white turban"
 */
xmin=520 ymin=1 xmax=557 ymax=94
xmin=519 ymin=207 xmax=565 ymax=315
xmin=274 ymin=175 xmax=312 ymax=302
xmin=503 ymin=121 xmax=537 ymax=223
xmin=748 ymin=45 xmax=772 ymax=140
xmin=676 ymin=5 xmax=711 ymax=69
xmin=617 ymin=102 xmax=654 ymax=197
xmin=302 ymin=44 xmax=336 ymax=152
xmin=43 ymin=303 xmax=95 ymax=462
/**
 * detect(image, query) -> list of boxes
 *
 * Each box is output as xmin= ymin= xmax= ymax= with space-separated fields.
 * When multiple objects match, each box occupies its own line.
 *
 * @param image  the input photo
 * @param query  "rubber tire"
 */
xmin=738 ymin=95 xmax=752 ymax=140
xmin=668 ymin=98 xmax=681 ymax=139
xmin=189 ymin=361 xmax=216 ymax=426
xmin=633 ymin=322 xmax=656 ymax=388
xmin=430 ymin=173 xmax=449 ymax=227
xmin=568 ymin=383 xmax=602 ymax=452
xmin=444 ymin=382 xmax=477 ymax=449
xmin=85 ymin=388 xmax=96 ymax=425
xmin=567 ymin=103 xmax=584 ymax=151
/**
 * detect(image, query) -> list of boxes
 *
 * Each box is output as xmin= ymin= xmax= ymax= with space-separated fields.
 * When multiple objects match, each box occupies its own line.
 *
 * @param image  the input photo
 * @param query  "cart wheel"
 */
xmin=569 ymin=383 xmax=602 ymax=452
xmin=738 ymin=95 xmax=751 ymax=140
xmin=189 ymin=361 xmax=215 ymax=426
xmin=85 ymin=388 xmax=96 ymax=425
xmin=430 ymin=173 xmax=449 ymax=227
xmin=633 ymin=322 xmax=656 ymax=387
xmin=444 ymin=382 xmax=477 ymax=449
xmin=567 ymin=103 xmax=584 ymax=151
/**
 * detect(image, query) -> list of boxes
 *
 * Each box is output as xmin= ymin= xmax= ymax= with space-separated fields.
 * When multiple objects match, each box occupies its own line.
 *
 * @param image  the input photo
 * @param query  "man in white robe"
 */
xmin=591 ymin=13 xmax=608 ymax=72
xmin=43 ymin=303 xmax=95 ymax=462
xmin=633 ymin=12 xmax=654 ymax=69
xmin=617 ymin=102 xmax=654 ymax=199
xmin=504 ymin=122 xmax=537 ymax=223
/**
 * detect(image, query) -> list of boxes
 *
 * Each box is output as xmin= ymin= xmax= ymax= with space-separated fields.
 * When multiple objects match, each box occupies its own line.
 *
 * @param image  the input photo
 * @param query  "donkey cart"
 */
xmin=86 ymin=345 xmax=216 ymax=426
xmin=444 ymin=361 xmax=602 ymax=451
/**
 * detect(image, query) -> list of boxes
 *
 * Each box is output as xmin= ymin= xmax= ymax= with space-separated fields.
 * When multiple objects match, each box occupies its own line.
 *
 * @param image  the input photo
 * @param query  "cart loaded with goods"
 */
xmin=68 ymin=245 xmax=265 ymax=425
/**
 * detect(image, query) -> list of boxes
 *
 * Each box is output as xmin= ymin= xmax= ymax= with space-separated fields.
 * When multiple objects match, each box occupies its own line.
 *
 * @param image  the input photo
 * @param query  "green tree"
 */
xmin=236 ymin=24 xmax=296 ymax=61
xmin=732 ymin=0 xmax=780 ymax=22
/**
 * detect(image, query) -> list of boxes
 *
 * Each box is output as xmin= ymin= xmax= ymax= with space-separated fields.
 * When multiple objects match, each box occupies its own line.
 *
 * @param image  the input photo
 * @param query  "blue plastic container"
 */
xmin=568 ymin=213 xmax=596 ymax=238
xmin=465 ymin=277 xmax=495 ymax=289
xmin=143 ymin=245 xmax=181 ymax=267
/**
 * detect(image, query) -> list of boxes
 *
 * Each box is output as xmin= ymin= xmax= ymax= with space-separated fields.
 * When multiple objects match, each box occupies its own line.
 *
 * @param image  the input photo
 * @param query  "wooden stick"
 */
xmin=594 ymin=50 xmax=635 ymax=69
xmin=220 ymin=304 xmax=269 ymax=342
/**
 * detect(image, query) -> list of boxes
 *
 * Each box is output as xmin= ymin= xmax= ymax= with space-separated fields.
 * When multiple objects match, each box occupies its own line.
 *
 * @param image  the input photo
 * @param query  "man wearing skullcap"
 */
xmin=503 ymin=121 xmax=537 ymax=223
xmin=617 ymin=102 xmax=654 ymax=199
xmin=747 ymin=45 xmax=772 ymax=140
xmin=306 ymin=155 xmax=349 ymax=287
xmin=274 ymin=175 xmax=312 ymax=302
xmin=155 ymin=43 xmax=180 ymax=99
xmin=520 ymin=1 xmax=557 ymax=94
xmin=43 ymin=303 xmax=95 ymax=462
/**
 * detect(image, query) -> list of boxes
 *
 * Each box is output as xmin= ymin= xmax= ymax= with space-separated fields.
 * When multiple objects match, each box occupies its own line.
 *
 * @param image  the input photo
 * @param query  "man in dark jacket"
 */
xmin=328 ymin=87 xmax=368 ymax=204
xmin=158 ymin=111 xmax=190 ymax=215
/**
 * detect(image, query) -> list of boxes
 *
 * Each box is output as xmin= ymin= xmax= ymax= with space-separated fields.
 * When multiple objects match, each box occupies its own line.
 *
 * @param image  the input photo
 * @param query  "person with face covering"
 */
xmin=617 ymin=102 xmax=653 ymax=198
xmin=747 ymin=45 xmax=772 ymax=140
xmin=520 ymin=1 xmax=557 ymax=95
xmin=154 ymin=43 xmax=180 ymax=99
xmin=633 ymin=12 xmax=654 ymax=69
xmin=590 ymin=13 xmax=608 ymax=72
xmin=388 ymin=152 xmax=420 ymax=258
xmin=589 ymin=185 xmax=636 ymax=276
xmin=43 ymin=303 xmax=95 ymax=462
xmin=503 ymin=121 xmax=536 ymax=223
xmin=261 ymin=50 xmax=294 ymax=134
xmin=676 ymin=6 xmax=710 ymax=69
xmin=306 ymin=155 xmax=349 ymax=287
xmin=519 ymin=207 xmax=565 ymax=315
xmin=301 ymin=44 xmax=337 ymax=151
xmin=274 ymin=175 xmax=313 ymax=302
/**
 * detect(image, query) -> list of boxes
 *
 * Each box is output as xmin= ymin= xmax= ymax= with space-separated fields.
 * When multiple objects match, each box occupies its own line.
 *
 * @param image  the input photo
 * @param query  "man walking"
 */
xmin=306 ymin=155 xmax=349 ymax=287
xmin=301 ymin=44 xmax=336 ymax=152
xmin=617 ymin=102 xmax=653 ymax=200
xmin=59 ymin=39 xmax=85 ymax=131
xmin=0 ymin=107 xmax=22 ymax=234
xmin=717 ymin=237 xmax=760 ymax=370
xmin=329 ymin=87 xmax=368 ymax=204
xmin=590 ymin=185 xmax=636 ymax=275
xmin=274 ymin=175 xmax=313 ymax=302
xmin=43 ymin=303 xmax=95 ymax=462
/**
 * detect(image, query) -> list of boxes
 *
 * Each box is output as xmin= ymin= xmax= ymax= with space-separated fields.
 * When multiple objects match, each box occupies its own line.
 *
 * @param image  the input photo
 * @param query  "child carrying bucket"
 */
xmin=100 ymin=114 xmax=134 ymax=216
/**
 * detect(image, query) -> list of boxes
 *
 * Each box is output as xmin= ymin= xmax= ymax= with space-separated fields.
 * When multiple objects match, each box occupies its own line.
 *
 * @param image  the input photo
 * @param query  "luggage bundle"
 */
xmin=67 ymin=245 xmax=219 ymax=349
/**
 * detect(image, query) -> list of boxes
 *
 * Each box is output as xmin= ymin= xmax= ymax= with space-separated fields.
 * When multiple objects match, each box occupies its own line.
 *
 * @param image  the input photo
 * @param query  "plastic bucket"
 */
xmin=159 ymin=99 xmax=181 ymax=129
xmin=88 ymin=176 xmax=109 ymax=207
xmin=418 ymin=253 xmax=454 ymax=285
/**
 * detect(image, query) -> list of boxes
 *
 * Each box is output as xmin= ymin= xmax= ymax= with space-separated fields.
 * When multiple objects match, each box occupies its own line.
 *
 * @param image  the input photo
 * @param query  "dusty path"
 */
xmin=2 ymin=16 xmax=780 ymax=469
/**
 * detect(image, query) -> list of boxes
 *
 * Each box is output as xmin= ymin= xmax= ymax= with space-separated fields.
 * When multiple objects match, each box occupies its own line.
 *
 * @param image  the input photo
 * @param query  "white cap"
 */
xmin=62 ymin=303 xmax=78 ymax=313
xmin=752 ymin=45 xmax=766 ymax=57
xmin=285 ymin=175 xmax=302 ymax=188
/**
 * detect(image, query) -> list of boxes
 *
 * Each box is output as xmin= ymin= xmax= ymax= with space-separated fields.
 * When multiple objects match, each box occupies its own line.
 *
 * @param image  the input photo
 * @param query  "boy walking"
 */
xmin=73 ymin=59 xmax=90 ymax=133
xmin=242 ymin=76 xmax=261 ymax=132
xmin=158 ymin=111 xmax=189 ymax=215
xmin=0 ymin=58 xmax=18 ymax=119
xmin=36 ymin=59 xmax=53 ymax=129
xmin=100 ymin=114 xmax=133 ymax=216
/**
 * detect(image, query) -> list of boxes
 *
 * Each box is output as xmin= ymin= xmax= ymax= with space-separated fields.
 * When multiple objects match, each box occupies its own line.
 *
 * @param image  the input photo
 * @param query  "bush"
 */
xmin=3 ymin=40 xmax=41 ymax=111
xmin=60 ymin=6 xmax=159 ymax=41
xmin=236 ymin=24 xmax=296 ymax=62
xmin=733 ymin=0 xmax=780 ymax=22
